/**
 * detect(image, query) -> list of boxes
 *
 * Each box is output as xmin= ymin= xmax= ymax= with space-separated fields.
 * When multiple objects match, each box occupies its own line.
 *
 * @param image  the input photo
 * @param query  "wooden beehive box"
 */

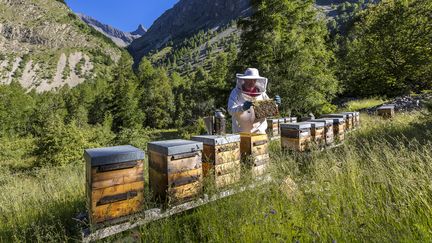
xmin=280 ymin=122 xmax=312 ymax=152
xmin=148 ymin=140 xmax=203 ymax=205
xmin=310 ymin=119 xmax=334 ymax=145
xmin=354 ymin=112 xmax=360 ymax=128
xmin=240 ymin=133 xmax=270 ymax=178
xmin=84 ymin=145 xmax=145 ymax=225
xmin=377 ymin=105 xmax=395 ymax=119
xmin=324 ymin=114 xmax=351 ymax=131
xmin=266 ymin=118 xmax=280 ymax=138
xmin=253 ymin=100 xmax=279 ymax=120
xmin=308 ymin=121 xmax=326 ymax=146
xmin=191 ymin=134 xmax=241 ymax=188
xmin=342 ymin=112 xmax=355 ymax=131
xmin=322 ymin=117 xmax=345 ymax=142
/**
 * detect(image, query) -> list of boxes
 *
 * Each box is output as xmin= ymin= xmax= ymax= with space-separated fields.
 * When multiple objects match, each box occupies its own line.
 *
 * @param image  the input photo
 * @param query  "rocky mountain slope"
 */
xmin=77 ymin=13 xmax=146 ymax=47
xmin=0 ymin=0 xmax=122 ymax=92
xmin=128 ymin=0 xmax=251 ymax=63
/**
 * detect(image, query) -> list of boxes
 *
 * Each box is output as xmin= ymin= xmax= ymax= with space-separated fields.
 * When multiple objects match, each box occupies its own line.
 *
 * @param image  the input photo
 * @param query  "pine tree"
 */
xmin=109 ymin=53 xmax=144 ymax=132
xmin=237 ymin=0 xmax=339 ymax=115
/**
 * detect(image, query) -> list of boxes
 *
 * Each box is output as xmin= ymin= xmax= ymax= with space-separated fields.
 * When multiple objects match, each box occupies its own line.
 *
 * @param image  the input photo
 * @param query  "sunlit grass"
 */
xmin=1 ymin=111 xmax=432 ymax=242
xmin=344 ymin=98 xmax=386 ymax=111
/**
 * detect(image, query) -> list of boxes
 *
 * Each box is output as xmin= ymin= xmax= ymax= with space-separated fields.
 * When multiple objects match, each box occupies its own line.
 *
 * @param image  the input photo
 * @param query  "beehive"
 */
xmin=148 ymin=140 xmax=203 ymax=205
xmin=84 ymin=145 xmax=145 ymax=225
xmin=280 ymin=122 xmax=312 ymax=152
xmin=310 ymin=119 xmax=334 ymax=145
xmin=354 ymin=112 xmax=360 ymax=128
xmin=278 ymin=118 xmax=285 ymax=135
xmin=377 ymin=105 xmax=395 ymax=119
xmin=342 ymin=112 xmax=355 ymax=130
xmin=323 ymin=114 xmax=351 ymax=131
xmin=191 ymin=135 xmax=241 ymax=188
xmin=308 ymin=121 xmax=326 ymax=147
xmin=266 ymin=118 xmax=280 ymax=138
xmin=323 ymin=117 xmax=345 ymax=142
xmin=240 ymin=133 xmax=270 ymax=178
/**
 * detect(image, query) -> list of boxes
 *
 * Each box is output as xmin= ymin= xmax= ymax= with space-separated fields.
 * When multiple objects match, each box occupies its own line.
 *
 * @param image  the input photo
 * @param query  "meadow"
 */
xmin=1 ymin=107 xmax=432 ymax=242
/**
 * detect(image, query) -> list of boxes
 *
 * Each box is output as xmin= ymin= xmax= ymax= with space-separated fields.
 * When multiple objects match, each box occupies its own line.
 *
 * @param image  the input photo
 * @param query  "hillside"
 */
xmin=77 ymin=13 xmax=146 ymax=47
xmin=0 ymin=0 xmax=122 ymax=92
xmin=128 ymin=0 xmax=251 ymax=64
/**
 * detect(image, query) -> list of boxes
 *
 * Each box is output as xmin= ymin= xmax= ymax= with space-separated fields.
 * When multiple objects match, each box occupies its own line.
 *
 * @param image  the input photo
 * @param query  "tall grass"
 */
xmin=1 ymin=112 xmax=432 ymax=242
xmin=344 ymin=98 xmax=386 ymax=111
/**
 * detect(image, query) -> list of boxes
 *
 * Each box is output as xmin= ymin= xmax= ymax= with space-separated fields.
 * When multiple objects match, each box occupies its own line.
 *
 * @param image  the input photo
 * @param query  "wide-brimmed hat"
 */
xmin=236 ymin=68 xmax=266 ymax=80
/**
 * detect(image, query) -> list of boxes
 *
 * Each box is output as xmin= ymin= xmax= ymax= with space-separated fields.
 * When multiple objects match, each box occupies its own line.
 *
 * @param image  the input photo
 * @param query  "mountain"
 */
xmin=128 ymin=0 xmax=251 ymax=64
xmin=77 ymin=13 xmax=146 ymax=47
xmin=0 ymin=0 xmax=122 ymax=92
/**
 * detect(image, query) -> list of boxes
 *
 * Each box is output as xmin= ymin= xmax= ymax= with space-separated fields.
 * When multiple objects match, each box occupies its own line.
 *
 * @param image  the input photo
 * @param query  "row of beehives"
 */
xmin=267 ymin=111 xmax=360 ymax=152
xmin=84 ymin=132 xmax=270 ymax=226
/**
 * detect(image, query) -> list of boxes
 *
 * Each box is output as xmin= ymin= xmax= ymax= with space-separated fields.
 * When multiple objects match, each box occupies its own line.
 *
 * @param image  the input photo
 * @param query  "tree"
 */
xmin=109 ymin=53 xmax=144 ymax=132
xmin=237 ymin=0 xmax=339 ymax=115
xmin=0 ymin=82 xmax=35 ymax=136
xmin=139 ymin=63 xmax=175 ymax=128
xmin=340 ymin=0 xmax=432 ymax=97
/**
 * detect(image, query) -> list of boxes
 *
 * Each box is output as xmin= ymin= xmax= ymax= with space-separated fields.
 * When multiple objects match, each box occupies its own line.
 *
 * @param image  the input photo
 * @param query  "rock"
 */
xmin=280 ymin=176 xmax=298 ymax=200
xmin=360 ymin=95 xmax=432 ymax=114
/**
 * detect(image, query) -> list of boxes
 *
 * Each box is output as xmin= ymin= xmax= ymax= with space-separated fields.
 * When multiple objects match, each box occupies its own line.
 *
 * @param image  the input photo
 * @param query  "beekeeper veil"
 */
xmin=236 ymin=68 xmax=268 ymax=96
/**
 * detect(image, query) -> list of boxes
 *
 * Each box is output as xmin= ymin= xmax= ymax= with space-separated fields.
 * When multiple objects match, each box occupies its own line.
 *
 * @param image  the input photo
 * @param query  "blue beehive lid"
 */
xmin=191 ymin=134 xmax=240 ymax=146
xmin=148 ymin=139 xmax=203 ymax=156
xmin=322 ymin=117 xmax=345 ymax=124
xmin=280 ymin=122 xmax=311 ymax=130
xmin=308 ymin=121 xmax=325 ymax=128
xmin=341 ymin=112 xmax=354 ymax=117
xmin=377 ymin=104 xmax=395 ymax=110
xmin=310 ymin=119 xmax=333 ymax=126
xmin=322 ymin=113 xmax=348 ymax=119
xmin=84 ymin=145 xmax=145 ymax=166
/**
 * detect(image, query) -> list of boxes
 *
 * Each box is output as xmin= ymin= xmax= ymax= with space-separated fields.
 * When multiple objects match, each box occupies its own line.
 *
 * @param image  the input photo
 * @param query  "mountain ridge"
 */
xmin=77 ymin=13 xmax=146 ymax=47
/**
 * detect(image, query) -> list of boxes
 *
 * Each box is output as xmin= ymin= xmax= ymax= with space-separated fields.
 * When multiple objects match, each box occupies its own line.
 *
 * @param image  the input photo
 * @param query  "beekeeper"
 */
xmin=228 ymin=68 xmax=281 ymax=134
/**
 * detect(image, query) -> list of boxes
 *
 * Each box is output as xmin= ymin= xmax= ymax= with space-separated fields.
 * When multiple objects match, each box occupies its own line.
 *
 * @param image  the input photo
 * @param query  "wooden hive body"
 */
xmin=309 ymin=122 xmax=326 ymax=146
xmin=377 ymin=105 xmax=395 ymax=119
xmin=240 ymin=133 xmax=270 ymax=178
xmin=322 ymin=117 xmax=345 ymax=142
xmin=84 ymin=145 xmax=145 ymax=225
xmin=280 ymin=122 xmax=312 ymax=152
xmin=310 ymin=119 xmax=334 ymax=145
xmin=324 ymin=114 xmax=351 ymax=131
xmin=192 ymin=135 xmax=241 ymax=188
xmin=266 ymin=119 xmax=280 ymax=137
xmin=148 ymin=140 xmax=203 ymax=205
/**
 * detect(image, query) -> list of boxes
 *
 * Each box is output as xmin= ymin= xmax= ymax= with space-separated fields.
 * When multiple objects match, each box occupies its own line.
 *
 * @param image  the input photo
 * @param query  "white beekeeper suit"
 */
xmin=228 ymin=68 xmax=269 ymax=134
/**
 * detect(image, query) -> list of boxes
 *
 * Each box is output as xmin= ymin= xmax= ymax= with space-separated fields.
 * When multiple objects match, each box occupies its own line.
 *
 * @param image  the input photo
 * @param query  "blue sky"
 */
xmin=65 ymin=0 xmax=179 ymax=32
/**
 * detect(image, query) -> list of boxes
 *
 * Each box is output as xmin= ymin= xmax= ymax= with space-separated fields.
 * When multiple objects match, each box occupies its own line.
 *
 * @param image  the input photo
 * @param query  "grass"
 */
xmin=1 ymin=111 xmax=432 ymax=242
xmin=344 ymin=98 xmax=386 ymax=111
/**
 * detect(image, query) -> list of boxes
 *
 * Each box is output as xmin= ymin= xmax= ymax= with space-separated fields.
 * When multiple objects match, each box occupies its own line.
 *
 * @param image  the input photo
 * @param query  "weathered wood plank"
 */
xmin=91 ymin=162 xmax=144 ymax=182
xmin=92 ymin=192 xmax=144 ymax=223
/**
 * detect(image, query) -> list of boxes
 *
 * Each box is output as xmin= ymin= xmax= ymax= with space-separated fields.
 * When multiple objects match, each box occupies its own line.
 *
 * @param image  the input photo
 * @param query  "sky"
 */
xmin=65 ymin=0 xmax=179 ymax=32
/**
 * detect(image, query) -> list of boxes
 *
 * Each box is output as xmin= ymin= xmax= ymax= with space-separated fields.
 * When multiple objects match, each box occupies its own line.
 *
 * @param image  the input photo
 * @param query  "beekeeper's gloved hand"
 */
xmin=274 ymin=95 xmax=281 ymax=106
xmin=243 ymin=101 xmax=253 ymax=111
